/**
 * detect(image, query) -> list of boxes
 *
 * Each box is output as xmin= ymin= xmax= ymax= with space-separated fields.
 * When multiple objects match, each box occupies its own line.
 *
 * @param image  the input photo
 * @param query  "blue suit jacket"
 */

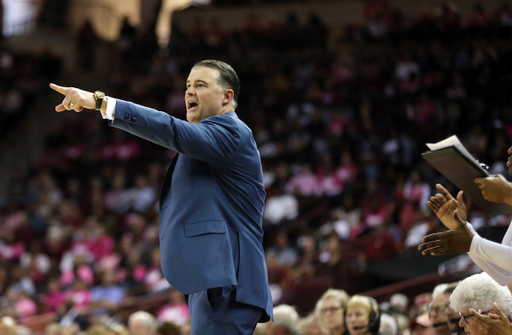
xmin=110 ymin=100 xmax=273 ymax=320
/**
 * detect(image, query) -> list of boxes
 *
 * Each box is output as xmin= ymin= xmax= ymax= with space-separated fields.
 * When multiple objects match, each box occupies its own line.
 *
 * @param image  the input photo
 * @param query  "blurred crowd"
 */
xmin=0 ymin=47 xmax=62 ymax=138
xmin=3 ymin=1 xmax=512 ymax=334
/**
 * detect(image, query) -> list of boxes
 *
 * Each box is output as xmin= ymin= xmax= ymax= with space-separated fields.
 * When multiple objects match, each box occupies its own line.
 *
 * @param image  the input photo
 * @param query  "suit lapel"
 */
xmin=160 ymin=152 xmax=179 ymax=205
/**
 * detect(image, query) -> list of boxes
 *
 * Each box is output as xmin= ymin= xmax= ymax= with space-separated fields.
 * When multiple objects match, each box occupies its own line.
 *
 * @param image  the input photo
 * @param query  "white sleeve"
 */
xmin=100 ymin=97 xmax=116 ymax=121
xmin=467 ymin=221 xmax=512 ymax=285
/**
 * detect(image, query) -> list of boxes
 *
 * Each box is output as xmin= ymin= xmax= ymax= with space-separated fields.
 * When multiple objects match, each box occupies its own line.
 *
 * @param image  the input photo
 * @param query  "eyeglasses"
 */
xmin=459 ymin=311 xmax=488 ymax=325
xmin=428 ymin=304 xmax=448 ymax=316
xmin=320 ymin=306 xmax=342 ymax=315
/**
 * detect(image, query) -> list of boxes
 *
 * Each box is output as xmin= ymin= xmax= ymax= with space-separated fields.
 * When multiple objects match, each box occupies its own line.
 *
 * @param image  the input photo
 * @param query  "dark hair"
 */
xmin=193 ymin=59 xmax=240 ymax=108
xmin=157 ymin=321 xmax=182 ymax=335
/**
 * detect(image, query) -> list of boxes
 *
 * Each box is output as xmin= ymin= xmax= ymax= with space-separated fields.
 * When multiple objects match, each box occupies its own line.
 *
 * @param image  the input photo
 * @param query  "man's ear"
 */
xmin=223 ymin=89 xmax=234 ymax=106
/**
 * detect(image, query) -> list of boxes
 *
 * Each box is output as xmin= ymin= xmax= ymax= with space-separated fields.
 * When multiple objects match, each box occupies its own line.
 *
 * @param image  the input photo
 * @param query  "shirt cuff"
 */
xmin=467 ymin=221 xmax=480 ymax=254
xmin=100 ymin=97 xmax=116 ymax=121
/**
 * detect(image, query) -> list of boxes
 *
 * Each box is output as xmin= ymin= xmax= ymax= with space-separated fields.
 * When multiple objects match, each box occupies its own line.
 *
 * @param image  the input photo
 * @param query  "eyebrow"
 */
xmin=186 ymin=79 xmax=208 ymax=85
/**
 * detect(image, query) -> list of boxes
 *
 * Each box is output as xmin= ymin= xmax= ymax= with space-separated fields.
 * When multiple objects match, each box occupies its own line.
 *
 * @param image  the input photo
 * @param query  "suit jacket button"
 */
xmin=123 ymin=115 xmax=130 ymax=120
xmin=132 ymin=117 xmax=137 ymax=122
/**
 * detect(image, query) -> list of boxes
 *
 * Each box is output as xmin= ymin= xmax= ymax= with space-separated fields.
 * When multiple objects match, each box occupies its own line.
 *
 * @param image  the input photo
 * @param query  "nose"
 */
xmin=508 ymin=146 xmax=512 ymax=155
xmin=186 ymin=86 xmax=195 ymax=96
xmin=459 ymin=317 xmax=465 ymax=327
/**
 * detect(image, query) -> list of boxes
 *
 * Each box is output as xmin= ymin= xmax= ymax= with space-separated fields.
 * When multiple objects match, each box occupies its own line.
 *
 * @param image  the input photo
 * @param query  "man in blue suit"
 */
xmin=50 ymin=59 xmax=273 ymax=334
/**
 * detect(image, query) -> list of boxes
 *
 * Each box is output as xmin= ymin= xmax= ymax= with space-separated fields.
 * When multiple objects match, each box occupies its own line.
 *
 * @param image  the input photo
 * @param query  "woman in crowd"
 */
xmin=450 ymin=272 xmax=512 ymax=335
xmin=345 ymin=295 xmax=381 ymax=335
xmin=315 ymin=289 xmax=349 ymax=335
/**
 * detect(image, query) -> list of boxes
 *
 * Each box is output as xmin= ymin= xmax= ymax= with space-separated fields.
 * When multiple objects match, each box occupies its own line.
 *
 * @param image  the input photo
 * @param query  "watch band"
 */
xmin=93 ymin=91 xmax=105 ymax=111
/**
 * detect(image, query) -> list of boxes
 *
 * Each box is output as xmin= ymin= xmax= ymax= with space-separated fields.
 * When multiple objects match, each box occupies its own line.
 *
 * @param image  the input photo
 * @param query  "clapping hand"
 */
xmin=427 ymin=184 xmax=466 ymax=230
xmin=471 ymin=303 xmax=512 ymax=335
xmin=418 ymin=223 xmax=473 ymax=256
xmin=418 ymin=184 xmax=473 ymax=256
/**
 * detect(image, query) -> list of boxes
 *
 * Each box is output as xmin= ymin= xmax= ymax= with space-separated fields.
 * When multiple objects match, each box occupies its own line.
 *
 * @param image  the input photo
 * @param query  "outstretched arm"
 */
xmin=49 ymin=84 xmax=241 ymax=166
xmin=466 ymin=223 xmax=512 ymax=285
xmin=110 ymin=99 xmax=241 ymax=166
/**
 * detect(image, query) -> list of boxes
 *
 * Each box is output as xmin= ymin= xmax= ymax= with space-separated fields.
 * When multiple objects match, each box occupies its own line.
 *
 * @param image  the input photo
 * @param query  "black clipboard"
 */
xmin=422 ymin=146 xmax=512 ymax=217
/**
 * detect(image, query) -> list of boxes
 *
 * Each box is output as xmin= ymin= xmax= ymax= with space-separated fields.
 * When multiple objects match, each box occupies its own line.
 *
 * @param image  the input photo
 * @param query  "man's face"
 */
xmin=319 ymin=297 xmax=344 ymax=331
xmin=185 ymin=66 xmax=227 ymax=124
xmin=429 ymin=294 xmax=450 ymax=335
xmin=507 ymin=146 xmax=512 ymax=176
xmin=444 ymin=293 xmax=464 ymax=334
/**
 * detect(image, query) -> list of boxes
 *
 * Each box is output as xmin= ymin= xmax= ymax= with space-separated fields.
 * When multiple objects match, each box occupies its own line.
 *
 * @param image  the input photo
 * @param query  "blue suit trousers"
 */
xmin=187 ymin=287 xmax=263 ymax=334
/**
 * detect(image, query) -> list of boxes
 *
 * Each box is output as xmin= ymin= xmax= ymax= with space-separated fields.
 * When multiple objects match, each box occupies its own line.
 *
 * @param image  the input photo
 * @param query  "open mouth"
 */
xmin=187 ymin=102 xmax=198 ymax=111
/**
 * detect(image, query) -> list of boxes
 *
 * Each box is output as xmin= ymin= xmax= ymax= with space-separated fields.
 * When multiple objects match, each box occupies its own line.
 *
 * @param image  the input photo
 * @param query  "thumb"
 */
xmin=457 ymin=191 xmax=466 ymax=209
xmin=453 ymin=210 xmax=464 ymax=226
xmin=50 ymin=83 xmax=68 ymax=96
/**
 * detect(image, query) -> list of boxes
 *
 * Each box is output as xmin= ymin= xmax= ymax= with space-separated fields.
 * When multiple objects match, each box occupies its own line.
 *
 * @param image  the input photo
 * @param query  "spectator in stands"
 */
xmin=403 ymin=171 xmax=430 ymax=210
xmin=291 ymin=234 xmax=317 ymax=283
xmin=449 ymin=272 xmax=512 ymax=335
xmin=411 ymin=312 xmax=435 ymax=335
xmin=265 ymin=304 xmax=299 ymax=335
xmin=0 ymin=316 xmax=16 ymax=335
xmin=44 ymin=322 xmax=63 ymax=335
xmin=379 ymin=313 xmax=398 ymax=335
xmin=443 ymin=283 xmax=464 ymax=335
xmin=43 ymin=277 xmax=66 ymax=312
xmin=428 ymin=284 xmax=450 ymax=335
xmin=157 ymin=288 xmax=190 ymax=326
xmin=345 ymin=295 xmax=381 ymax=335
xmin=157 ymin=321 xmax=182 ymax=335
xmin=315 ymin=289 xmax=349 ymax=335
xmin=120 ymin=175 xmax=155 ymax=213
xmin=128 ymin=311 xmax=157 ymax=335
xmin=265 ymin=231 xmax=298 ymax=266
xmin=90 ymin=271 xmax=125 ymax=315
xmin=263 ymin=185 xmax=299 ymax=227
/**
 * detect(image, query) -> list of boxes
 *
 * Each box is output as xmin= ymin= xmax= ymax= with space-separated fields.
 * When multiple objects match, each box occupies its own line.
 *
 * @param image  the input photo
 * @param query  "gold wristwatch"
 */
xmin=93 ymin=91 xmax=106 ymax=111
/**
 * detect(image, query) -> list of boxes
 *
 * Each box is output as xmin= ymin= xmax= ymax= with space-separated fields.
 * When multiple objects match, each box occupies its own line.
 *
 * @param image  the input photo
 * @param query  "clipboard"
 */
xmin=422 ymin=146 xmax=512 ymax=217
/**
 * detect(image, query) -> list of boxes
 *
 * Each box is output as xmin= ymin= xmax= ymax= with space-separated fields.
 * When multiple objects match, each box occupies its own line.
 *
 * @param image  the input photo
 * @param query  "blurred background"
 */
xmin=1 ymin=0 xmax=512 ymax=334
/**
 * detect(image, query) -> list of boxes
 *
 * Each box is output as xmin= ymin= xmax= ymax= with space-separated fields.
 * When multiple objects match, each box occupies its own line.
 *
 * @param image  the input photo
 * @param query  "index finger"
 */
xmin=493 ymin=302 xmax=506 ymax=318
xmin=50 ymin=83 xmax=69 ymax=95
xmin=470 ymin=308 xmax=492 ymax=324
xmin=436 ymin=184 xmax=454 ymax=200
xmin=421 ymin=231 xmax=449 ymax=243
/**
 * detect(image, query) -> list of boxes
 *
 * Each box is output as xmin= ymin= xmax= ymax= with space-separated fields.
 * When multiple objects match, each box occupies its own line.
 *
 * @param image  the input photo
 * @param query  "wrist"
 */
xmin=100 ymin=96 xmax=108 ymax=115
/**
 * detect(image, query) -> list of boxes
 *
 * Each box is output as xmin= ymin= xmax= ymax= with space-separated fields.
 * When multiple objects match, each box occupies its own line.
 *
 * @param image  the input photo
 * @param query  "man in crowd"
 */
xmin=129 ymin=311 xmax=157 ymax=335
xmin=428 ymin=284 xmax=451 ymax=335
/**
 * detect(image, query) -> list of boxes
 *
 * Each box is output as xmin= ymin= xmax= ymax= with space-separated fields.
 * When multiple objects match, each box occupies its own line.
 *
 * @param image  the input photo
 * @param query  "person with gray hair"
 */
xmin=0 ymin=316 xmax=16 ymax=335
xmin=265 ymin=304 xmax=299 ymax=335
xmin=128 ymin=311 xmax=157 ymax=335
xmin=450 ymin=272 xmax=512 ymax=335
xmin=315 ymin=288 xmax=350 ymax=335
xmin=379 ymin=313 xmax=398 ymax=335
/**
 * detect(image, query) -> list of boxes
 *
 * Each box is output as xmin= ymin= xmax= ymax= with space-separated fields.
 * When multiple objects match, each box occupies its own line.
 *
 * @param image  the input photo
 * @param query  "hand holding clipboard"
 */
xmin=422 ymin=135 xmax=512 ymax=217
